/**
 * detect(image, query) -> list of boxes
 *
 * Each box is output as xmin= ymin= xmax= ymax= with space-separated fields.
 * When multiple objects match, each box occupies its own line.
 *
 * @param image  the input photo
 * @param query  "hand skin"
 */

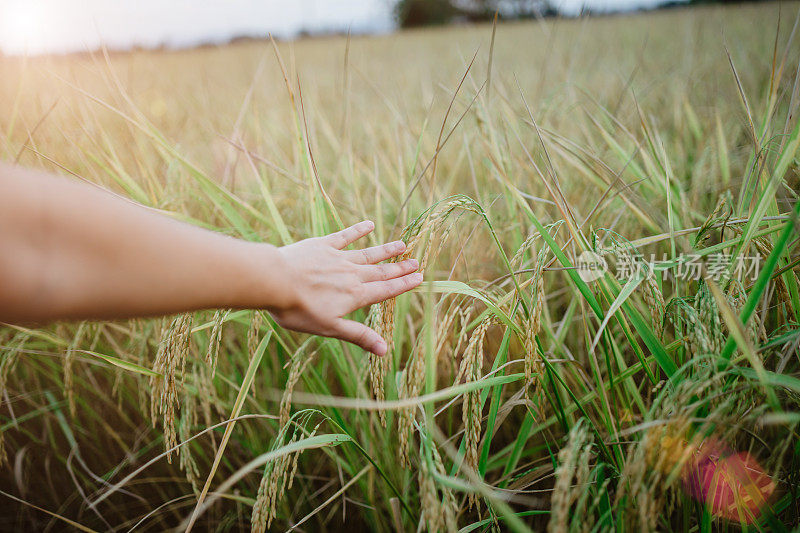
xmin=0 ymin=162 xmax=421 ymax=356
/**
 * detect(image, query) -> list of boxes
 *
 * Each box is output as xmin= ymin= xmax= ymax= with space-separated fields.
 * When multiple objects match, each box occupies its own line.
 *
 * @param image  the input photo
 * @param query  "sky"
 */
xmin=0 ymin=0 xmax=671 ymax=56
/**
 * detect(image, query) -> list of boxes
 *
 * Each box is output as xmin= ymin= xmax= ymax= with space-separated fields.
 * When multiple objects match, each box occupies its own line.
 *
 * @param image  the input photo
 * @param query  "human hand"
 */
xmin=270 ymin=220 xmax=421 ymax=356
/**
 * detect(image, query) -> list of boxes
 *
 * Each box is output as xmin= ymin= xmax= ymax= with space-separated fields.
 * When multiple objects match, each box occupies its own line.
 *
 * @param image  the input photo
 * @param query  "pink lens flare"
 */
xmin=682 ymin=439 xmax=775 ymax=524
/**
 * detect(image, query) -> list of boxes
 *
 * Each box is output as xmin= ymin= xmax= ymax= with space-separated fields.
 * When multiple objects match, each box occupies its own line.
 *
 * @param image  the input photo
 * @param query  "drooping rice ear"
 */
xmin=397 ymin=340 xmax=424 ymax=466
xmin=418 ymin=442 xmax=443 ymax=533
xmin=525 ymin=250 xmax=546 ymax=401
xmin=548 ymin=421 xmax=593 ymax=533
xmin=178 ymin=385 xmax=200 ymax=493
xmin=149 ymin=313 xmax=193 ymax=462
xmin=641 ymin=269 xmax=665 ymax=340
xmin=247 ymin=310 xmax=263 ymax=360
xmin=205 ymin=308 xmax=229 ymax=377
xmin=368 ymin=301 xmax=393 ymax=427
xmin=279 ymin=348 xmax=316 ymax=428
xmin=459 ymin=315 xmax=492 ymax=509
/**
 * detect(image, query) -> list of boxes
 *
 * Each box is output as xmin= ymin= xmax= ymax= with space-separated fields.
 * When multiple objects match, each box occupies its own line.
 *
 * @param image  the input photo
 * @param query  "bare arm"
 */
xmin=0 ymin=163 xmax=420 ymax=355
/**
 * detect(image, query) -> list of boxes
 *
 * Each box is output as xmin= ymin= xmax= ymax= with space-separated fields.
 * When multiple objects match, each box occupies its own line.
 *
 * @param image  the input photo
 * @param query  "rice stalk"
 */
xmin=247 ymin=310 xmax=263 ymax=360
xmin=205 ymin=308 xmax=229 ymax=377
xmin=178 ymin=385 xmax=200 ymax=493
xmin=368 ymin=301 xmax=393 ymax=426
xmin=64 ymin=322 xmax=88 ymax=419
xmin=418 ymin=447 xmax=443 ymax=532
xmin=149 ymin=313 xmax=193 ymax=461
xmin=459 ymin=315 xmax=492 ymax=508
xmin=548 ymin=421 xmax=593 ymax=533
xmin=0 ymin=333 xmax=26 ymax=468
xmin=419 ymin=439 xmax=458 ymax=532
xmin=279 ymin=349 xmax=317 ymax=428
xmin=524 ymin=249 xmax=546 ymax=402
xmin=251 ymin=415 xmax=320 ymax=531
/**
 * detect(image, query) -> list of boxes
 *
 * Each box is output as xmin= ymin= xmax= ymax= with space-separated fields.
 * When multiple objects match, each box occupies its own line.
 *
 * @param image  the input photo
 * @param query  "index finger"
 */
xmin=325 ymin=220 xmax=374 ymax=249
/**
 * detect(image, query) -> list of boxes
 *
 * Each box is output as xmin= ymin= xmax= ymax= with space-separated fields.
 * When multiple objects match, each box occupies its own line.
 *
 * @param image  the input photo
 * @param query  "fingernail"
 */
xmin=393 ymin=240 xmax=406 ymax=252
xmin=361 ymin=220 xmax=375 ymax=230
xmin=411 ymin=273 xmax=423 ymax=283
xmin=373 ymin=339 xmax=387 ymax=356
xmin=408 ymin=259 xmax=419 ymax=269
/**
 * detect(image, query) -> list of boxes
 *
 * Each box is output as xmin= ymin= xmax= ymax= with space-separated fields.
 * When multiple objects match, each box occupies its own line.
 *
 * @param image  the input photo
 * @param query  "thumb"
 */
xmin=331 ymin=319 xmax=387 ymax=356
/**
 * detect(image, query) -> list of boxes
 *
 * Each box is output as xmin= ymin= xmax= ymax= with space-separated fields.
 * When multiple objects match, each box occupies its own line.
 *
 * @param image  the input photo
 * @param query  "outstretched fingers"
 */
xmin=332 ymin=319 xmax=388 ymax=356
xmin=360 ymin=272 xmax=423 ymax=307
xmin=359 ymin=258 xmax=419 ymax=282
xmin=326 ymin=220 xmax=374 ymax=250
xmin=347 ymin=240 xmax=406 ymax=264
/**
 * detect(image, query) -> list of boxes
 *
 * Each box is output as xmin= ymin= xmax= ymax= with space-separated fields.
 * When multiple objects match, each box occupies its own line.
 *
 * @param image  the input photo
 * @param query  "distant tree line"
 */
xmin=394 ymin=0 xmax=556 ymax=28
xmin=394 ymin=0 xmax=772 ymax=27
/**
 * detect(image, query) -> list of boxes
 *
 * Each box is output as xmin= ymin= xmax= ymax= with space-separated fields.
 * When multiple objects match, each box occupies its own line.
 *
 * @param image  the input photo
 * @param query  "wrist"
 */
xmin=235 ymin=241 xmax=299 ymax=312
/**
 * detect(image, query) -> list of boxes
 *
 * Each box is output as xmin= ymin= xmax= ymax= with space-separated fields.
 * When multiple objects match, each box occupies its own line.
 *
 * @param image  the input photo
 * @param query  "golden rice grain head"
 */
xmin=193 ymin=363 xmax=214 ymax=427
xmin=548 ymin=422 xmax=591 ymax=533
xmin=418 ymin=447 xmax=443 ymax=533
xmin=396 ymin=373 xmax=413 ymax=466
xmin=247 ymin=310 xmax=263 ymax=360
xmin=279 ymin=350 xmax=316 ymax=428
xmin=178 ymin=388 xmax=200 ymax=493
xmin=397 ymin=337 xmax=429 ymax=465
xmin=433 ymin=304 xmax=460 ymax=374
xmin=525 ymin=261 xmax=545 ymax=386
xmin=570 ymin=441 xmax=595 ymax=532
xmin=695 ymin=283 xmax=724 ymax=353
xmin=251 ymin=461 xmax=275 ymax=533
xmin=368 ymin=301 xmax=394 ymax=426
xmin=205 ymin=309 xmax=229 ymax=377
xmin=510 ymin=231 xmax=539 ymax=268
xmin=683 ymin=305 xmax=713 ymax=356
xmin=727 ymin=281 xmax=767 ymax=343
xmin=460 ymin=316 xmax=492 ymax=508
xmin=400 ymin=196 xmax=482 ymax=272
xmin=431 ymin=443 xmax=458 ymax=532
xmin=149 ymin=313 xmax=193 ymax=461
xmin=456 ymin=315 xmax=491 ymax=385
xmin=640 ymin=270 xmax=665 ymax=340
xmin=694 ymin=194 xmax=728 ymax=245
xmin=287 ymin=425 xmax=317 ymax=491
xmin=252 ymin=420 xmax=318 ymax=530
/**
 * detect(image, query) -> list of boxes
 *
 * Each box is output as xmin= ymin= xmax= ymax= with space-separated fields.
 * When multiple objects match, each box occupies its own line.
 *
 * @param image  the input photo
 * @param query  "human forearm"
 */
xmin=0 ymin=163 xmax=293 ymax=322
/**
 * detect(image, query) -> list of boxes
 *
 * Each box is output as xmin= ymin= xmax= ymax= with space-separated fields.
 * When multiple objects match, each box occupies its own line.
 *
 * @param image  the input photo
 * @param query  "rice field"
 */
xmin=1 ymin=2 xmax=800 ymax=531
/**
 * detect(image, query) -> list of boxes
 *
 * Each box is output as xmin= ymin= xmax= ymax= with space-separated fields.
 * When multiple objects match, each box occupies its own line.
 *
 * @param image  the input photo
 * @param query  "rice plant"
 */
xmin=1 ymin=2 xmax=799 ymax=531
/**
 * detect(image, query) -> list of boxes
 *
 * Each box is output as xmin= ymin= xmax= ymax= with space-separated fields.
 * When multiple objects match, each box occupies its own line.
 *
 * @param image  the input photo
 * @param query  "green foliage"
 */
xmin=1 ymin=4 xmax=799 ymax=531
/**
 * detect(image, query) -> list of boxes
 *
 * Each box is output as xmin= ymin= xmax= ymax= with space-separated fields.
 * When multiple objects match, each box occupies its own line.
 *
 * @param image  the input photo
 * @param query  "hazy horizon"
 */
xmin=0 ymin=0 xmax=683 ymax=56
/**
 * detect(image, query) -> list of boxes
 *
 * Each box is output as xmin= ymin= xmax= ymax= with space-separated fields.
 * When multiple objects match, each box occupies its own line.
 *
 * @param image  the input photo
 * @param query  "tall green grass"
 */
xmin=1 ymin=3 xmax=799 ymax=531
